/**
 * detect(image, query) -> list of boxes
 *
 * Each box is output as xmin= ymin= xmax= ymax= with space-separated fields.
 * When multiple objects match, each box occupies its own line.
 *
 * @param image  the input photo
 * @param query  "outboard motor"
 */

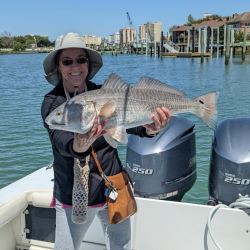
xmin=209 ymin=118 xmax=250 ymax=205
xmin=125 ymin=116 xmax=196 ymax=201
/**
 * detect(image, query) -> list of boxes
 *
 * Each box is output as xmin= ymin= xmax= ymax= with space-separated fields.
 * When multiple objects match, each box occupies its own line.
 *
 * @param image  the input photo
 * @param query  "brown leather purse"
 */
xmin=91 ymin=147 xmax=137 ymax=224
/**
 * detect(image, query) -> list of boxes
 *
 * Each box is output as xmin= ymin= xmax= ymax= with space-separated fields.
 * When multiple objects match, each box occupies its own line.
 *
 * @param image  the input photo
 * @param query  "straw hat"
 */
xmin=43 ymin=32 xmax=103 ymax=85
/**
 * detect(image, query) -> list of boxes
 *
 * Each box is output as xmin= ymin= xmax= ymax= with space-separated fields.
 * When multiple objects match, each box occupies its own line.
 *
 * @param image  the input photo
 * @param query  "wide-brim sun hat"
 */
xmin=43 ymin=32 xmax=103 ymax=85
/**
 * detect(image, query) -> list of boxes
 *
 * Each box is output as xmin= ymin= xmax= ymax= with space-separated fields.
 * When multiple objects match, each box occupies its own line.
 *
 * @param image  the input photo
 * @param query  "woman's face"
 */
xmin=58 ymin=48 xmax=89 ymax=93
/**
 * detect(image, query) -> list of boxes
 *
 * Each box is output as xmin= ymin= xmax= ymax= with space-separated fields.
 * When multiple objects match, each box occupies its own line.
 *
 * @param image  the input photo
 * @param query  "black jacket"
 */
xmin=41 ymin=81 xmax=149 ymax=205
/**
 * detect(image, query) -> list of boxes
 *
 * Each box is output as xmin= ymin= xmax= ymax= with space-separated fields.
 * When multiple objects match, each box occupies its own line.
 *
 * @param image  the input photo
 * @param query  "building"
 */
xmin=227 ymin=12 xmax=250 ymax=29
xmin=170 ymin=19 xmax=227 ymax=52
xmin=82 ymin=35 xmax=101 ymax=46
xmin=203 ymin=13 xmax=213 ymax=19
xmin=169 ymin=12 xmax=250 ymax=53
xmin=139 ymin=22 xmax=163 ymax=43
xmin=119 ymin=28 xmax=136 ymax=45
xmin=227 ymin=12 xmax=250 ymax=43
xmin=107 ymin=32 xmax=120 ymax=45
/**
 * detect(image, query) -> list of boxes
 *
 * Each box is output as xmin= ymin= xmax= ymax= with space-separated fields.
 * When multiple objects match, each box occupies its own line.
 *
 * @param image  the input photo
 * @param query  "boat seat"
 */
xmin=0 ymin=190 xmax=52 ymax=228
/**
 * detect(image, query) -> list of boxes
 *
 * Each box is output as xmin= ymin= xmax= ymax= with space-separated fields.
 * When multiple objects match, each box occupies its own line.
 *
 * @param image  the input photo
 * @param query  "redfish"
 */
xmin=45 ymin=74 xmax=218 ymax=147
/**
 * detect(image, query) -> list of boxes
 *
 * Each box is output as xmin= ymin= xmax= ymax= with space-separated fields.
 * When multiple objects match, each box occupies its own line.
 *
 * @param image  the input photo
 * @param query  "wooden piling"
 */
xmin=242 ymin=26 xmax=247 ymax=62
xmin=200 ymin=29 xmax=204 ymax=63
xmin=192 ymin=27 xmax=195 ymax=53
xmin=160 ymin=31 xmax=164 ymax=54
xmin=225 ymin=25 xmax=231 ymax=65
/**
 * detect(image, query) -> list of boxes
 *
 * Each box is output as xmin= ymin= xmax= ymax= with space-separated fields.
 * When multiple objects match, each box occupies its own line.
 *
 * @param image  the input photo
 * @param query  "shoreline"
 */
xmin=1 ymin=49 xmax=249 ymax=57
xmin=0 ymin=51 xmax=50 ymax=55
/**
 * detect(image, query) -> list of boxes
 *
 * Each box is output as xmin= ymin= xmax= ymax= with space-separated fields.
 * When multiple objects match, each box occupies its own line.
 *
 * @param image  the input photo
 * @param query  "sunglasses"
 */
xmin=61 ymin=57 xmax=89 ymax=66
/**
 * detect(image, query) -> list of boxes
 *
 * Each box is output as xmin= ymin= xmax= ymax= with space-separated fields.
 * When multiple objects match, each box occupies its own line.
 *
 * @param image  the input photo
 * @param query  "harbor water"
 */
xmin=0 ymin=53 xmax=250 ymax=204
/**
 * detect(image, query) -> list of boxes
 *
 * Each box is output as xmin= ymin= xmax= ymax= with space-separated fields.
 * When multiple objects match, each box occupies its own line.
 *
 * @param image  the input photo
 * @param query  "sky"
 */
xmin=1 ymin=0 xmax=250 ymax=41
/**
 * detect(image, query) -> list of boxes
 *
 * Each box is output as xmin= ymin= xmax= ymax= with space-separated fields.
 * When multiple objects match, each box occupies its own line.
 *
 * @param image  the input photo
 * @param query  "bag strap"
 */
xmin=91 ymin=146 xmax=134 ymax=188
xmin=91 ymin=147 xmax=114 ymax=188
xmin=91 ymin=146 xmax=103 ymax=175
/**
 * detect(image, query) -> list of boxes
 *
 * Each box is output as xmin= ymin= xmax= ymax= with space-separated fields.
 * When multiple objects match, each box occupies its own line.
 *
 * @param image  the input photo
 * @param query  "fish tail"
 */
xmin=194 ymin=91 xmax=219 ymax=129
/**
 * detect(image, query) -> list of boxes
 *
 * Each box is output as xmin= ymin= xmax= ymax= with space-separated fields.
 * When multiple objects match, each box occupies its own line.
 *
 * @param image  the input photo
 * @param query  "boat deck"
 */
xmin=1 ymin=166 xmax=250 ymax=250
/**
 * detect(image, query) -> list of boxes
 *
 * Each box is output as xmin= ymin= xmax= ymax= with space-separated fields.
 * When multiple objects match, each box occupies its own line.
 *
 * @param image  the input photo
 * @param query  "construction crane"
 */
xmin=126 ymin=12 xmax=136 ymax=41
xmin=126 ymin=12 xmax=133 ymax=27
xmin=125 ymin=11 xmax=136 ymax=52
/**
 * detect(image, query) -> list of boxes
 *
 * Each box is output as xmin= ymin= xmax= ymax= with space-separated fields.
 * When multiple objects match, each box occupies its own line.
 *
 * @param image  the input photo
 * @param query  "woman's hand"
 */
xmin=73 ymin=116 xmax=104 ymax=153
xmin=144 ymin=107 xmax=171 ymax=135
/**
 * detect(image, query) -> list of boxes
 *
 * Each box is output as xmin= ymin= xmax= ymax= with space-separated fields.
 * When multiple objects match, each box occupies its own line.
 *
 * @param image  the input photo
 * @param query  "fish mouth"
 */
xmin=45 ymin=113 xmax=65 ymax=126
xmin=48 ymin=124 xmax=68 ymax=131
xmin=50 ymin=120 xmax=66 ymax=126
xmin=49 ymin=124 xmax=65 ymax=129
xmin=45 ymin=116 xmax=67 ymax=130
xmin=48 ymin=123 xmax=92 ymax=134
xmin=48 ymin=124 xmax=79 ymax=133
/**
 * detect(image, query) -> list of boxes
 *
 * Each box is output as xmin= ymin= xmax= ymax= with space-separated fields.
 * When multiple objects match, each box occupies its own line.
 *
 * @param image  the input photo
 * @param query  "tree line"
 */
xmin=0 ymin=31 xmax=54 ymax=51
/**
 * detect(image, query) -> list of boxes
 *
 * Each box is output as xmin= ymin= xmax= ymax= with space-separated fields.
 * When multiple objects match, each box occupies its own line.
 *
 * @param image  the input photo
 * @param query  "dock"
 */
xmin=161 ymin=52 xmax=211 ymax=58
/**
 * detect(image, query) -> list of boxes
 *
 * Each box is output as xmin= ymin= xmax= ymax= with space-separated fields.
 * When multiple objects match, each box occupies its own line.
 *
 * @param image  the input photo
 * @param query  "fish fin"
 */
xmin=194 ymin=91 xmax=219 ymax=129
xmin=102 ymin=73 xmax=129 ymax=90
xmin=135 ymin=76 xmax=185 ymax=96
xmin=99 ymin=101 xmax=116 ymax=119
xmin=106 ymin=127 xmax=128 ymax=144
xmin=103 ymin=133 xmax=119 ymax=148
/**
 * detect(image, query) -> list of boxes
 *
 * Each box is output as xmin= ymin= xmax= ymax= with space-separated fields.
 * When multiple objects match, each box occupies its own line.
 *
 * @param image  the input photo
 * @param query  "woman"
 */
xmin=41 ymin=32 xmax=170 ymax=250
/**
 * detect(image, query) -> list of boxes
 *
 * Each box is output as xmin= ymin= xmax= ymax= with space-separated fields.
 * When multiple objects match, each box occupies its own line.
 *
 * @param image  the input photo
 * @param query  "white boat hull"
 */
xmin=0 ymin=166 xmax=249 ymax=250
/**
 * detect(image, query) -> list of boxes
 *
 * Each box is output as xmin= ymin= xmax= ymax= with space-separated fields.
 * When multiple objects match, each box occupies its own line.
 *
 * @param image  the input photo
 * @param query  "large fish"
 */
xmin=45 ymin=73 xmax=218 ymax=147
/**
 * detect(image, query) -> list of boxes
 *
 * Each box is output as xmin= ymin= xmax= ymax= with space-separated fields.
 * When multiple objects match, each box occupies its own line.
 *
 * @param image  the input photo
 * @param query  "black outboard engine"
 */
xmin=209 ymin=118 xmax=250 ymax=205
xmin=125 ymin=116 xmax=196 ymax=201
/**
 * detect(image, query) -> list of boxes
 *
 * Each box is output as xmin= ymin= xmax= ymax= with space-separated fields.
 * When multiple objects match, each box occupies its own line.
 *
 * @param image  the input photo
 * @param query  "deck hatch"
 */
xmin=24 ymin=205 xmax=56 ymax=242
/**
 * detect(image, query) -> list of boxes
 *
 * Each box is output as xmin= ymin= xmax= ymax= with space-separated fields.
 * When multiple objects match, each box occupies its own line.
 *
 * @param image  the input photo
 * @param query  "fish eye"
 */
xmin=56 ymin=112 xmax=61 ymax=116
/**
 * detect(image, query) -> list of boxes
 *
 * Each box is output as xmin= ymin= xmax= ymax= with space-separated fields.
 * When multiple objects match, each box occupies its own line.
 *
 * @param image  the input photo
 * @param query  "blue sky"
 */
xmin=1 ymin=0 xmax=250 ymax=41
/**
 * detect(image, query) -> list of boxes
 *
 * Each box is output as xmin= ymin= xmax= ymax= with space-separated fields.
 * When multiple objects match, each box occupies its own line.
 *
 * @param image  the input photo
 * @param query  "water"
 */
xmin=0 ymin=53 xmax=250 ymax=204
